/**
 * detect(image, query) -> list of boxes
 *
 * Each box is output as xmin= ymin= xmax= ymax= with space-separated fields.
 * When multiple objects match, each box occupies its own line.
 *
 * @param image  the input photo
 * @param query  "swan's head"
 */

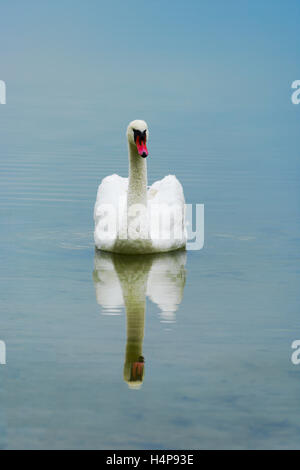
xmin=124 ymin=356 xmax=145 ymax=390
xmin=127 ymin=119 xmax=149 ymax=158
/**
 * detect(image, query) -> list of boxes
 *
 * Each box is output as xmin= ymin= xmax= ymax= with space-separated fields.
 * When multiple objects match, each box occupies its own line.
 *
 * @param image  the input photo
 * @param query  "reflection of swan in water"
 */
xmin=93 ymin=250 xmax=186 ymax=389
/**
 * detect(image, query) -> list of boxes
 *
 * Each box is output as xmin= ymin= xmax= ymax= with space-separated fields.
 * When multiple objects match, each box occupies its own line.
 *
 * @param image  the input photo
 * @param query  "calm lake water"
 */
xmin=0 ymin=98 xmax=299 ymax=449
xmin=1 ymin=0 xmax=300 ymax=447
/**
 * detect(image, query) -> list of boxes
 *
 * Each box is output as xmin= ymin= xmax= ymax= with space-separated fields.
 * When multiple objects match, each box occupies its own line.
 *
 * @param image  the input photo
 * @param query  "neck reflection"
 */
xmin=93 ymin=250 xmax=186 ymax=389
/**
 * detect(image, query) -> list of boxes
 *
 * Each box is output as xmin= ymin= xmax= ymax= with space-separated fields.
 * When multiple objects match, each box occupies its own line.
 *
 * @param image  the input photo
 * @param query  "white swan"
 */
xmin=94 ymin=120 xmax=186 ymax=254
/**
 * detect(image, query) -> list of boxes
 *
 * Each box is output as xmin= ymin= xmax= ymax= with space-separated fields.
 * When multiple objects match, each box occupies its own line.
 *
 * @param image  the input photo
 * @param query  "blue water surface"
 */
xmin=0 ymin=0 xmax=300 ymax=449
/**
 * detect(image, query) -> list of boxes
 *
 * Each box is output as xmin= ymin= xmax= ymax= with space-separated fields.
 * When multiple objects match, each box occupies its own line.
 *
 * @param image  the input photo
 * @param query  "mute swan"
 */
xmin=94 ymin=120 xmax=186 ymax=254
xmin=93 ymin=250 xmax=186 ymax=388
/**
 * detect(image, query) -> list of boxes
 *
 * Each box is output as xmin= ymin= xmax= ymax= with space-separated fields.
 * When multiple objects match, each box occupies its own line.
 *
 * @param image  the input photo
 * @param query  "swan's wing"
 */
xmin=93 ymin=250 xmax=124 ymax=314
xmin=146 ymin=251 xmax=186 ymax=323
xmin=148 ymin=175 xmax=187 ymax=251
xmin=148 ymin=175 xmax=184 ymax=205
xmin=94 ymin=174 xmax=128 ymax=215
xmin=94 ymin=174 xmax=128 ymax=250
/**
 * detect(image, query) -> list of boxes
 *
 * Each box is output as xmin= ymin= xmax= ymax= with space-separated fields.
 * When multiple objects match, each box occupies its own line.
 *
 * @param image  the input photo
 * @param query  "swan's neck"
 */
xmin=127 ymin=142 xmax=148 ymax=209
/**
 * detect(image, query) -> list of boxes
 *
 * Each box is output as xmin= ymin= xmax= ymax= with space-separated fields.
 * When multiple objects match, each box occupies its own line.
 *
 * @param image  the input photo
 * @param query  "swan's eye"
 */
xmin=133 ymin=129 xmax=147 ymax=143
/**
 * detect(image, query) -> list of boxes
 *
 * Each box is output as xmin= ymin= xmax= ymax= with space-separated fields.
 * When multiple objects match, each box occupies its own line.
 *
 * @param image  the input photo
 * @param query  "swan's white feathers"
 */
xmin=94 ymin=174 xmax=127 ymax=216
xmin=94 ymin=174 xmax=128 ymax=251
xmin=94 ymin=173 xmax=186 ymax=253
xmin=94 ymin=120 xmax=186 ymax=254
xmin=148 ymin=175 xmax=184 ymax=204
xmin=148 ymin=175 xmax=186 ymax=252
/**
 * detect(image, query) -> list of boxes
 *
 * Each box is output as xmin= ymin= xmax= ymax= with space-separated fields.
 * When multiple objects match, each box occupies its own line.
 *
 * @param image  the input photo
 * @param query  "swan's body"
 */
xmin=94 ymin=120 xmax=186 ymax=254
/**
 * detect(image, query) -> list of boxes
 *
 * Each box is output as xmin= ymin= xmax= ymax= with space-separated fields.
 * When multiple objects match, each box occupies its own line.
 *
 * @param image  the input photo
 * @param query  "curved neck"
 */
xmin=127 ymin=142 xmax=148 ymax=209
